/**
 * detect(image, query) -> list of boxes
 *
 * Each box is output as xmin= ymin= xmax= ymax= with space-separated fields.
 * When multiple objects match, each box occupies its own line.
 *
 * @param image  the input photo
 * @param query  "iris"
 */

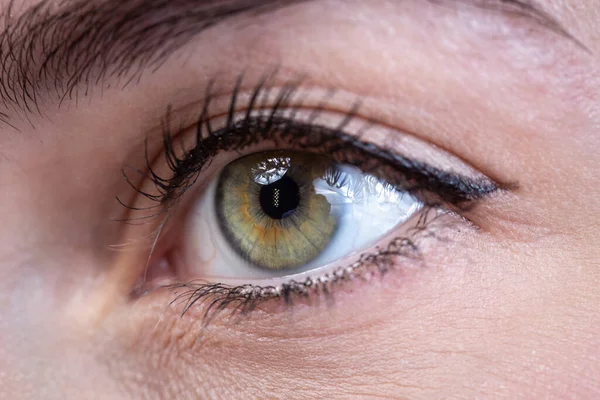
xmin=216 ymin=151 xmax=337 ymax=270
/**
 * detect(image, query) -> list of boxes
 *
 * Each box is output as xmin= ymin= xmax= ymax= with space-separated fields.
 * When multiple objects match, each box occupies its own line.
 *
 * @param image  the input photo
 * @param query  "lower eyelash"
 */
xmin=163 ymin=206 xmax=454 ymax=326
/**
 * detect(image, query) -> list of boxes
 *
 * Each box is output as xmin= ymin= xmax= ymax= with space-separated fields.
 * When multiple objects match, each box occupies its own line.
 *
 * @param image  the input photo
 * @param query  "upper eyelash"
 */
xmin=119 ymin=76 xmax=501 ymax=220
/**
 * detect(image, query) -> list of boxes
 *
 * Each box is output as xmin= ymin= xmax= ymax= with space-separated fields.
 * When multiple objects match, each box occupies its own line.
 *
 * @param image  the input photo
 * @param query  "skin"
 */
xmin=0 ymin=0 xmax=599 ymax=398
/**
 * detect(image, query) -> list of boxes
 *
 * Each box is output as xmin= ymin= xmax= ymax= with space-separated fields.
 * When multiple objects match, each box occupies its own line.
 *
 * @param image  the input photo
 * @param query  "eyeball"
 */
xmin=183 ymin=151 xmax=422 ymax=279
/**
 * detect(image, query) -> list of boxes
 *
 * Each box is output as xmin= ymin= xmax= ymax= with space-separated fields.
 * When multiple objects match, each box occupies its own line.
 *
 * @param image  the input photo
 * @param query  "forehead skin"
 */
xmin=0 ymin=0 xmax=598 ymax=399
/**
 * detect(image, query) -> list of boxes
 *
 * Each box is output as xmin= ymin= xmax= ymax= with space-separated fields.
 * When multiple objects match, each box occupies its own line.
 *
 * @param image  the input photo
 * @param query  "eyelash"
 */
xmin=122 ymin=75 xmax=499 ymax=324
xmin=168 ymin=210 xmax=450 ymax=326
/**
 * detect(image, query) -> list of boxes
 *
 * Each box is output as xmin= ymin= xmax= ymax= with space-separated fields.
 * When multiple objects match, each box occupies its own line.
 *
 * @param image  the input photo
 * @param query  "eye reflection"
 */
xmin=184 ymin=150 xmax=423 ymax=279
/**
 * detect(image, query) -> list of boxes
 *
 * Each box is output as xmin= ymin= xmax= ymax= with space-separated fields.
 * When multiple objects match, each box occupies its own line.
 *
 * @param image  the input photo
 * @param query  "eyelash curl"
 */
xmin=122 ymin=74 xmax=500 ymax=324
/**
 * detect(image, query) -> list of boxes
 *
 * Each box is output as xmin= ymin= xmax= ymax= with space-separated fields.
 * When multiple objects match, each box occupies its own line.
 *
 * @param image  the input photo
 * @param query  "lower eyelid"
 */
xmin=133 ymin=206 xmax=472 ymax=324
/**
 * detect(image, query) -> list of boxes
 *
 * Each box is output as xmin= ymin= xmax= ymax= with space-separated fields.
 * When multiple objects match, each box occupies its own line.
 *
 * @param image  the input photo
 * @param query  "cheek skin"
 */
xmin=94 ymin=228 xmax=600 ymax=399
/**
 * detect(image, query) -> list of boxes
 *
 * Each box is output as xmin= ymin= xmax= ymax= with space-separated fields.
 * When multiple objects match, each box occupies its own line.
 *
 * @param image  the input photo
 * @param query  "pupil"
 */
xmin=259 ymin=175 xmax=300 ymax=219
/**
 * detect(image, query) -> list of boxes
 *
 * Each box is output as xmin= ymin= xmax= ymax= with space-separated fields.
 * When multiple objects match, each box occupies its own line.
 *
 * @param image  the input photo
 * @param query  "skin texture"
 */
xmin=0 ymin=0 xmax=599 ymax=398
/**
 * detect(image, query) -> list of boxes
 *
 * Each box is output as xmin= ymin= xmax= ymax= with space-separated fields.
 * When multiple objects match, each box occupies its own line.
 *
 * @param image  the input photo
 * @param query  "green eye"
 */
xmin=216 ymin=151 xmax=337 ymax=270
xmin=184 ymin=150 xmax=423 ymax=279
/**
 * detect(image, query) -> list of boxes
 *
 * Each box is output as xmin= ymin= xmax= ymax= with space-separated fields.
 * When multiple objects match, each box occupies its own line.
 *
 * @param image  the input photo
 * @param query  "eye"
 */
xmin=185 ymin=150 xmax=422 ymax=279
xmin=124 ymin=77 xmax=500 ymax=316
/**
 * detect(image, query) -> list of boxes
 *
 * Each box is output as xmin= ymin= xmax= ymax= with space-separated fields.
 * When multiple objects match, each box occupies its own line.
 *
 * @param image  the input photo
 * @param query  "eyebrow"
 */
xmin=0 ymin=0 xmax=580 ymax=126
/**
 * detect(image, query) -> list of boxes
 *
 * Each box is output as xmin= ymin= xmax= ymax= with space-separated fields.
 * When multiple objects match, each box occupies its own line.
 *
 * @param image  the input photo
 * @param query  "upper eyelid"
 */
xmin=121 ymin=79 xmax=504 ymax=225
xmin=141 ymin=77 xmax=514 ymax=190
xmin=161 ymin=80 xmax=500 ymax=179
